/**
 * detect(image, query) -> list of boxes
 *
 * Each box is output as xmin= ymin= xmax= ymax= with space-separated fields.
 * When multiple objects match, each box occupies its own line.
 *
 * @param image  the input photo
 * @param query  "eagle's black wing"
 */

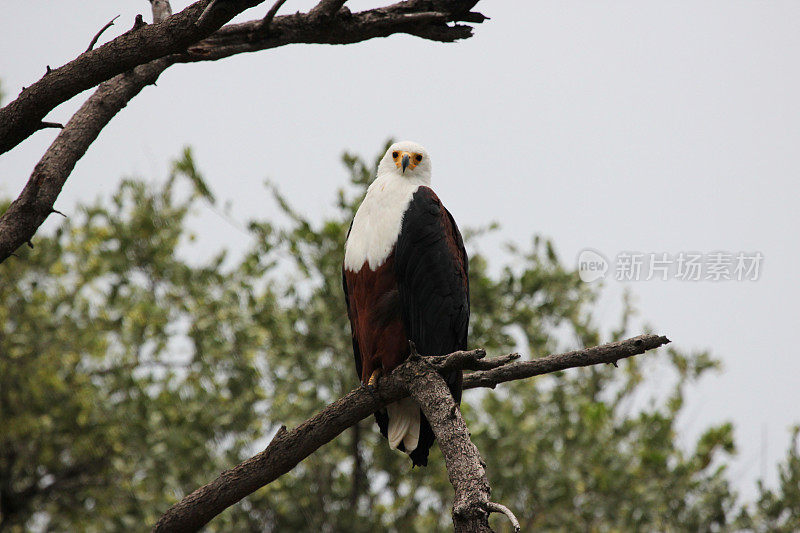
xmin=394 ymin=186 xmax=469 ymax=466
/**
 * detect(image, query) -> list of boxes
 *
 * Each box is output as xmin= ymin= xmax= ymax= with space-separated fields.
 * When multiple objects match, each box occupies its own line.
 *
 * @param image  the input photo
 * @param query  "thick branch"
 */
xmin=0 ymin=58 xmax=175 ymax=263
xmin=152 ymin=378 xmax=407 ymax=532
xmin=185 ymin=0 xmax=486 ymax=61
xmin=0 ymin=0 xmax=484 ymax=155
xmin=0 ymin=1 xmax=177 ymax=263
xmin=153 ymin=334 xmax=668 ymax=532
xmin=0 ymin=0 xmax=265 ymax=155
xmin=0 ymin=0 xmax=486 ymax=264
xmin=395 ymin=353 xmax=494 ymax=532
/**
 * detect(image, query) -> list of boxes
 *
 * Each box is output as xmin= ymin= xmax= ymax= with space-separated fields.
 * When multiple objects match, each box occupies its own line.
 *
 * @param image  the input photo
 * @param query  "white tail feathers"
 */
xmin=386 ymin=397 xmax=420 ymax=453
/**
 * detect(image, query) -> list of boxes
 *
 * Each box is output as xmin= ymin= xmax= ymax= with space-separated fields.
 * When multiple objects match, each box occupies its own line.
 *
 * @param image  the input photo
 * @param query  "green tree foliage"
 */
xmin=0 ymin=145 xmax=796 ymax=531
xmin=734 ymin=427 xmax=800 ymax=532
xmin=0 ymin=166 xmax=267 ymax=531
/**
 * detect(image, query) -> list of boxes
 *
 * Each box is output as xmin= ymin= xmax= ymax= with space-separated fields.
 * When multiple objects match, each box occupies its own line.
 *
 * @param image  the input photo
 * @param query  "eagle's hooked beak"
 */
xmin=401 ymin=153 xmax=410 ymax=173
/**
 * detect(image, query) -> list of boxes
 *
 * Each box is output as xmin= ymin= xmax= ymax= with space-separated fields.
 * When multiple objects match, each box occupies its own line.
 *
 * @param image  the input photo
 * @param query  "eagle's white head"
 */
xmin=347 ymin=141 xmax=434 ymax=271
xmin=377 ymin=141 xmax=432 ymax=184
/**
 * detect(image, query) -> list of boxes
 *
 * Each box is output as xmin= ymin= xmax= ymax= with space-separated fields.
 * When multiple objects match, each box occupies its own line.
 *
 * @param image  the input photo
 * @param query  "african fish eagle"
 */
xmin=342 ymin=141 xmax=469 ymax=466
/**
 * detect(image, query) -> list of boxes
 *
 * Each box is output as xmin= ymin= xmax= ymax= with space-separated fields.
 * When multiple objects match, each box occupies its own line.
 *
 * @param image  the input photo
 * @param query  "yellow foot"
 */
xmin=367 ymin=368 xmax=382 ymax=388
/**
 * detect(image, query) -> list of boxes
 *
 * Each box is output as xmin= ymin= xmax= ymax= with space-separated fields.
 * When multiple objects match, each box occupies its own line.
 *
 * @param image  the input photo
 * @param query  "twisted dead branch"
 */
xmin=0 ymin=0 xmax=486 ymax=263
xmin=153 ymin=334 xmax=669 ymax=532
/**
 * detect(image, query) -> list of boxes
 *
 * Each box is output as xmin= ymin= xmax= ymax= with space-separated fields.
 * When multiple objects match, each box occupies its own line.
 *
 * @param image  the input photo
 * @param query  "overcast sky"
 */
xmin=2 ymin=1 xmax=799 ymax=500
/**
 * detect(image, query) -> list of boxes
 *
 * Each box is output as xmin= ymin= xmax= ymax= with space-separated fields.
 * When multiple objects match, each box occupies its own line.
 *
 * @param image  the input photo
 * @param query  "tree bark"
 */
xmin=396 ymin=353 xmax=495 ymax=532
xmin=0 ymin=0 xmax=486 ymax=264
xmin=0 ymin=58 xmax=174 ymax=262
xmin=153 ymin=334 xmax=669 ymax=532
xmin=0 ymin=0 xmax=266 ymax=155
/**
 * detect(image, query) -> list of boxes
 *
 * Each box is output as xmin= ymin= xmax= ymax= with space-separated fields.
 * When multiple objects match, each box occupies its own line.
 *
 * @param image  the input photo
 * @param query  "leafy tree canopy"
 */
xmin=1 ymin=144 xmax=797 ymax=532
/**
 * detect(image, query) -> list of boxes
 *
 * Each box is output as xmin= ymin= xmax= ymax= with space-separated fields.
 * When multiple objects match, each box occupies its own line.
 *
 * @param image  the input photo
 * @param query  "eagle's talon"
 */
xmin=361 ymin=380 xmax=379 ymax=400
xmin=367 ymin=368 xmax=382 ymax=389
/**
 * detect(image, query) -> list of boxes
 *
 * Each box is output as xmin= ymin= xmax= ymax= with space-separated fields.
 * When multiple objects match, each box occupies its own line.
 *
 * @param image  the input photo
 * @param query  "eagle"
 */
xmin=342 ymin=141 xmax=469 ymax=466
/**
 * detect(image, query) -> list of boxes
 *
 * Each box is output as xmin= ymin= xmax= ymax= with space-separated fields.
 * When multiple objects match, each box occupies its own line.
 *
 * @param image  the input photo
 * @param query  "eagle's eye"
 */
xmin=392 ymin=151 xmax=399 ymax=158
xmin=415 ymin=154 xmax=423 ymax=162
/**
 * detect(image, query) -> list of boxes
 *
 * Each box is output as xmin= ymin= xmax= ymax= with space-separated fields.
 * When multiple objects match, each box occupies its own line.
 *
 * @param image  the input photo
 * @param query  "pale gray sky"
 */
xmin=2 ymin=1 xmax=799 ymax=500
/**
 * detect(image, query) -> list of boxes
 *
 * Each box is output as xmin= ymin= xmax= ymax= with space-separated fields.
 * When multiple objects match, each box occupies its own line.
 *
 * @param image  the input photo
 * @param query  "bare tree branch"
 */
xmin=0 ymin=0 xmax=486 ymax=264
xmin=462 ymin=334 xmax=670 ymax=390
xmin=150 ymin=0 xmax=174 ymax=22
xmin=309 ymin=0 xmax=348 ymax=19
xmin=396 ymin=349 xmax=494 ymax=532
xmin=86 ymin=15 xmax=119 ymax=52
xmin=0 ymin=58 xmax=175 ymax=263
xmin=85 ymin=15 xmax=120 ymax=53
xmin=153 ymin=334 xmax=669 ymax=532
xmin=0 ymin=0 xmax=266 ymax=155
xmin=33 ymin=122 xmax=64 ymax=131
xmin=0 ymin=1 xmax=178 ymax=262
xmin=131 ymin=14 xmax=147 ymax=31
xmin=486 ymin=502 xmax=520 ymax=532
xmin=196 ymin=0 xmax=222 ymax=26
xmin=186 ymin=1 xmax=487 ymax=61
xmin=425 ymin=347 xmax=522 ymax=372
xmin=257 ymin=0 xmax=289 ymax=32
xmin=0 ymin=0 xmax=485 ymax=156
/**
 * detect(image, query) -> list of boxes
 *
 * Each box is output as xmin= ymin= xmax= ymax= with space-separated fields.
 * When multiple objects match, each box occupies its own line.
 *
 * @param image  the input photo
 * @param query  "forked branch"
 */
xmin=397 ymin=349 xmax=500 ymax=532
xmin=0 ymin=0 xmax=265 ymax=155
xmin=153 ymin=334 xmax=669 ymax=532
xmin=0 ymin=0 xmax=486 ymax=264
